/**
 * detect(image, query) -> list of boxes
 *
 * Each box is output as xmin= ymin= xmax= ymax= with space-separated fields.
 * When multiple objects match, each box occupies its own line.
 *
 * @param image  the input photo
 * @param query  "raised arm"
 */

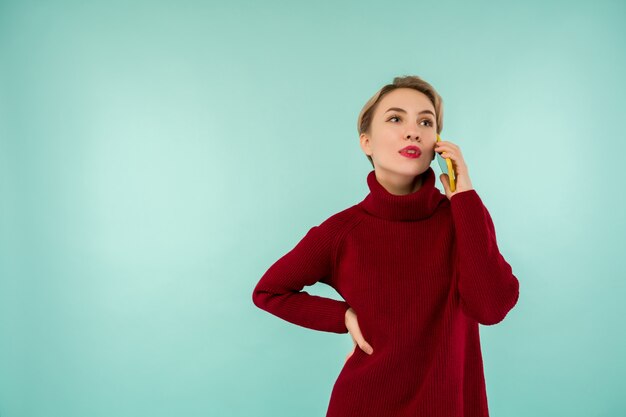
xmin=252 ymin=220 xmax=351 ymax=333
xmin=449 ymin=190 xmax=520 ymax=325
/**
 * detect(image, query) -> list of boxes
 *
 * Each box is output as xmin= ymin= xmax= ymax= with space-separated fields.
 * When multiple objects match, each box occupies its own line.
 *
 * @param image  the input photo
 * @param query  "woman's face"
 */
xmin=360 ymin=88 xmax=438 ymax=183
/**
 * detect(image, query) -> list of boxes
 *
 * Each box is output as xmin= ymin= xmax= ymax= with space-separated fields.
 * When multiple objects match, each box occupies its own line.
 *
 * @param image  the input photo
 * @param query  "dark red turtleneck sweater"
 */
xmin=252 ymin=166 xmax=520 ymax=417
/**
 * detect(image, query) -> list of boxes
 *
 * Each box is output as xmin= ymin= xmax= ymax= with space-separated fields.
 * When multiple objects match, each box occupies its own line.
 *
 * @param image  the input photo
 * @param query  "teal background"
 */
xmin=1 ymin=1 xmax=625 ymax=416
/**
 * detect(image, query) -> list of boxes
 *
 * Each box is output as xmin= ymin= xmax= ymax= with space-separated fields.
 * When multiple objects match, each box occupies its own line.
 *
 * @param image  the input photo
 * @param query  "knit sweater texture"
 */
xmin=252 ymin=166 xmax=520 ymax=417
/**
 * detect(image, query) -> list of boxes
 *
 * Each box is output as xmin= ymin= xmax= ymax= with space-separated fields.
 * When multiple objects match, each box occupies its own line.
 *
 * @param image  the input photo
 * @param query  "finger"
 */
xmin=436 ymin=141 xmax=457 ymax=149
xmin=440 ymin=173 xmax=449 ymax=193
xmin=348 ymin=320 xmax=373 ymax=354
xmin=441 ymin=152 xmax=464 ymax=174
xmin=356 ymin=335 xmax=373 ymax=355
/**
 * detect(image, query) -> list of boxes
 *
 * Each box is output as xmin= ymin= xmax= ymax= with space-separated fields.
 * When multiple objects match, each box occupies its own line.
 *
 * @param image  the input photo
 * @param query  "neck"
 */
xmin=359 ymin=166 xmax=447 ymax=222
xmin=374 ymin=170 xmax=424 ymax=195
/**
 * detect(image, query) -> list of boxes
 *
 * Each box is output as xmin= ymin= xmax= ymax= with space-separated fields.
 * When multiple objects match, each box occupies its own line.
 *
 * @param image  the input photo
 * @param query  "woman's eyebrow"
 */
xmin=384 ymin=107 xmax=435 ymax=117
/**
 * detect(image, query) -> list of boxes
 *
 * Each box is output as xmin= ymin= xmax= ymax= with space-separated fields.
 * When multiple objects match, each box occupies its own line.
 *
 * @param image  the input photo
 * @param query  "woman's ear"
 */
xmin=359 ymin=133 xmax=372 ymax=157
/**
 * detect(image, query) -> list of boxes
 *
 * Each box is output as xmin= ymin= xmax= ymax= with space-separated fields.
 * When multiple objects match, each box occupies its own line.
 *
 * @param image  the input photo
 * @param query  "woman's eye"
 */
xmin=387 ymin=115 xmax=433 ymax=127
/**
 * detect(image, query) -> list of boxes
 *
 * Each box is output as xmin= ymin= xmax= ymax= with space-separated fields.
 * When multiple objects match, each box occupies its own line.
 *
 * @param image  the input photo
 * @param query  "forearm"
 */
xmin=450 ymin=190 xmax=520 ymax=325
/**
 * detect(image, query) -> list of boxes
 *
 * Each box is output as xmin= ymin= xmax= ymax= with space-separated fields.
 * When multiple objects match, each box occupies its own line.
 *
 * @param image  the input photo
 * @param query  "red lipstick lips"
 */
xmin=399 ymin=145 xmax=421 ymax=159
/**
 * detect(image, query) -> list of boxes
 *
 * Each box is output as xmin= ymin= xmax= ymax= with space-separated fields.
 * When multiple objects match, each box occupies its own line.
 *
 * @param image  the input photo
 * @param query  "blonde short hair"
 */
xmin=357 ymin=75 xmax=444 ymax=168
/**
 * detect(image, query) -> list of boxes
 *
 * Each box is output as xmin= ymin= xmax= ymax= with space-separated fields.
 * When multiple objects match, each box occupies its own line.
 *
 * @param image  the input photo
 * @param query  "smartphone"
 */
xmin=435 ymin=134 xmax=456 ymax=192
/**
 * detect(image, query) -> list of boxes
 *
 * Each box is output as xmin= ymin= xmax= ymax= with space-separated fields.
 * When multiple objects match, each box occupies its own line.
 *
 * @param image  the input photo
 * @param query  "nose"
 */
xmin=405 ymin=130 xmax=420 ymax=142
xmin=404 ymin=119 xmax=421 ymax=141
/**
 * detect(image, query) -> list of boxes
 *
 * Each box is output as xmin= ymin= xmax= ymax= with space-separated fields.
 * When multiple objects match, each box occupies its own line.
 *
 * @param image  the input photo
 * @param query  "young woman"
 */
xmin=252 ymin=75 xmax=520 ymax=417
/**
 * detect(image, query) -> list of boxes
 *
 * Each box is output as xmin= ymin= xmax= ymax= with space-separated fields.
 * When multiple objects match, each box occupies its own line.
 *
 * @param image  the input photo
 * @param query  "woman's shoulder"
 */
xmin=316 ymin=204 xmax=365 ymax=236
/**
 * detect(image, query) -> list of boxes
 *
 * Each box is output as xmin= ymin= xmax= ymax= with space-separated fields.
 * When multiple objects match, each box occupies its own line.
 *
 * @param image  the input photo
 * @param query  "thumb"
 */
xmin=439 ymin=173 xmax=450 ymax=194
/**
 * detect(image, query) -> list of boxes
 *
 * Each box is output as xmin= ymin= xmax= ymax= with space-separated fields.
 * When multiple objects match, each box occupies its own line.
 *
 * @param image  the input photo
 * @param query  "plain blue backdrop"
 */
xmin=1 ymin=0 xmax=625 ymax=416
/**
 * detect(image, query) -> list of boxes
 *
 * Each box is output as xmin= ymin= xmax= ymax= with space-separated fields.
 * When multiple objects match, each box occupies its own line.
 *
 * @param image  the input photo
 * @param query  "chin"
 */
xmin=378 ymin=162 xmax=429 ymax=178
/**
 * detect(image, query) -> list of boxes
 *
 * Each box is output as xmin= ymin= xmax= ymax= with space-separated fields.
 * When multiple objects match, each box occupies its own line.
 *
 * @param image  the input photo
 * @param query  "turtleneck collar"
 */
xmin=358 ymin=166 xmax=447 ymax=221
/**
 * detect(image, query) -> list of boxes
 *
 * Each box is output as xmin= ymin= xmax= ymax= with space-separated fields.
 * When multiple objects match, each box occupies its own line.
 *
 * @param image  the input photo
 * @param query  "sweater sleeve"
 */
xmin=252 ymin=220 xmax=351 ymax=334
xmin=449 ymin=189 xmax=520 ymax=325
